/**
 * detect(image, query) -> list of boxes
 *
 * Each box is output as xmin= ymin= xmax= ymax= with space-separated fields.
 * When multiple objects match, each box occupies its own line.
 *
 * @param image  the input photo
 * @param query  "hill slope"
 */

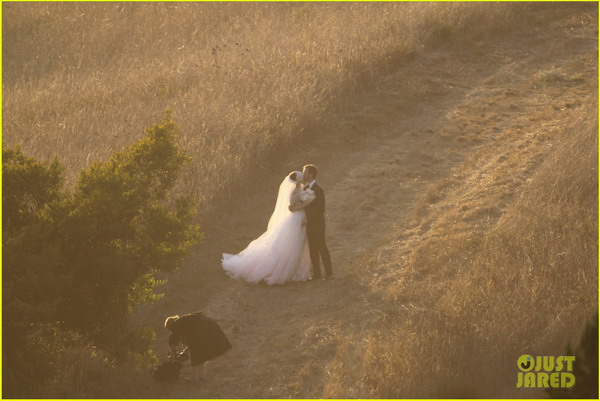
xmin=119 ymin=4 xmax=596 ymax=398
xmin=5 ymin=3 xmax=596 ymax=398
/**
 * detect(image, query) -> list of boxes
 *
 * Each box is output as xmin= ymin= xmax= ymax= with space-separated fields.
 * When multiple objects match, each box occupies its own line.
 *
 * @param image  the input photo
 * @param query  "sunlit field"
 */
xmin=4 ymin=2 xmax=516 ymax=214
xmin=3 ymin=2 xmax=597 ymax=398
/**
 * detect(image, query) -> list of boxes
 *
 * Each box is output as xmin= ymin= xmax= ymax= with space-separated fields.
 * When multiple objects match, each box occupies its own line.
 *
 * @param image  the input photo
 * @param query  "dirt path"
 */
xmin=128 ymin=6 xmax=597 ymax=398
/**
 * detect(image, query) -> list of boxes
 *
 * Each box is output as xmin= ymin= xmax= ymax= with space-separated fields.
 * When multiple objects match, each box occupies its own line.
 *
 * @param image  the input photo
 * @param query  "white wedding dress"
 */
xmin=221 ymin=175 xmax=312 ymax=285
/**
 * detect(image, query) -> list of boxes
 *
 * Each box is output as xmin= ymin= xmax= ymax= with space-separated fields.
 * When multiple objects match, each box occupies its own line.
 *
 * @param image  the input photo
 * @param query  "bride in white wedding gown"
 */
xmin=221 ymin=171 xmax=312 ymax=285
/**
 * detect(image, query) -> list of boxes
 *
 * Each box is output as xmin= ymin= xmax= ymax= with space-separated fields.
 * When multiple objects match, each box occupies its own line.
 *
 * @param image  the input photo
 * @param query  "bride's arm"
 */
xmin=288 ymin=187 xmax=308 ymax=212
xmin=289 ymin=200 xmax=307 ymax=212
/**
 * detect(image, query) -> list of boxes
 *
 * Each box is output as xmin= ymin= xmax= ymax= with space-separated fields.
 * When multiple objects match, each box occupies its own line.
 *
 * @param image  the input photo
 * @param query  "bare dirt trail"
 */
xmin=127 ymin=5 xmax=597 ymax=398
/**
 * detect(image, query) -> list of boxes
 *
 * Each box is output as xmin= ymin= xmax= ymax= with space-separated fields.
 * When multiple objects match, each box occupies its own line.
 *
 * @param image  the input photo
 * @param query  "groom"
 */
xmin=300 ymin=164 xmax=332 ymax=280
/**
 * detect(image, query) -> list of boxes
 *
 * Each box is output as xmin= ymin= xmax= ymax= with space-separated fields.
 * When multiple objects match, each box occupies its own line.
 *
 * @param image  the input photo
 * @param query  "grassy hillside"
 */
xmin=3 ymin=2 xmax=517 ymax=219
xmin=321 ymin=8 xmax=598 ymax=392
xmin=2 ymin=2 xmax=597 ymax=398
xmin=324 ymin=105 xmax=597 ymax=397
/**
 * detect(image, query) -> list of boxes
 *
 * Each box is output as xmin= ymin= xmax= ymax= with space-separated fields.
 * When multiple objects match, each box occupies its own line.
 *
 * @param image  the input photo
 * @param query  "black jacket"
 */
xmin=168 ymin=312 xmax=231 ymax=363
xmin=305 ymin=183 xmax=325 ymax=228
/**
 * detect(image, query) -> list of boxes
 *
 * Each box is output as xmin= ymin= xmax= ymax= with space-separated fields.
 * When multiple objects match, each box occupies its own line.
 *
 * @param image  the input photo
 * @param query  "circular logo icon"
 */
xmin=518 ymin=355 xmax=534 ymax=372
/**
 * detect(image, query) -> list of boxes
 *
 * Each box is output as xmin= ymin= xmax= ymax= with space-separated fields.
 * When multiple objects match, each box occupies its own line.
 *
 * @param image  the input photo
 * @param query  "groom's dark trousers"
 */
xmin=305 ymin=183 xmax=332 ymax=278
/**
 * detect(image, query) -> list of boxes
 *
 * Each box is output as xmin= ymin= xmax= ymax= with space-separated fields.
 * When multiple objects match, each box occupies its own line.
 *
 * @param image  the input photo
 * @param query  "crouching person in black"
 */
xmin=165 ymin=312 xmax=232 ymax=382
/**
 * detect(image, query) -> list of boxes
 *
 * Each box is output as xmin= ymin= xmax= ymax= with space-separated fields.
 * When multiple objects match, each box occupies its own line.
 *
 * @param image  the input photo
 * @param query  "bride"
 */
xmin=221 ymin=171 xmax=312 ymax=285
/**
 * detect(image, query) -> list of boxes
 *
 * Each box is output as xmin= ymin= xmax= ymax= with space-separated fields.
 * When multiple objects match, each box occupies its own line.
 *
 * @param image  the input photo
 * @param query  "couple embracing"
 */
xmin=222 ymin=164 xmax=332 ymax=285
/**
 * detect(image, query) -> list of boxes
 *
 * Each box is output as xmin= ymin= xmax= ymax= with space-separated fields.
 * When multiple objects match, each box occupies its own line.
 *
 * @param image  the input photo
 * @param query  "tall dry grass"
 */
xmin=324 ymin=103 xmax=598 ymax=398
xmin=6 ymin=2 xmax=578 ymax=397
xmin=3 ymin=2 xmax=519 ymax=223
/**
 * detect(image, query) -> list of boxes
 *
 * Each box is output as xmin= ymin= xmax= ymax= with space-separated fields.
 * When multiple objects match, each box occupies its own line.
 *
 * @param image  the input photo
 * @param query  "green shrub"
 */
xmin=2 ymin=111 xmax=202 ymax=396
xmin=3 ymin=147 xmax=68 ymax=396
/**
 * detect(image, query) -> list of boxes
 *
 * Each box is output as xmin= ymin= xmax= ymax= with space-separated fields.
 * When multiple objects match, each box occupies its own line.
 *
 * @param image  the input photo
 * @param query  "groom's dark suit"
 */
xmin=305 ymin=182 xmax=332 ymax=279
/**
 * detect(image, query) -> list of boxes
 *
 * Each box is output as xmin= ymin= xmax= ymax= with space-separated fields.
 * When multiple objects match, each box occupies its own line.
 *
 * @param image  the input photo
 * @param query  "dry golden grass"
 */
xmin=324 ymin=82 xmax=598 ymax=398
xmin=3 ymin=2 xmax=517 ymax=219
xmin=3 ymin=2 xmax=597 ymax=398
xmin=325 ymin=132 xmax=596 ymax=396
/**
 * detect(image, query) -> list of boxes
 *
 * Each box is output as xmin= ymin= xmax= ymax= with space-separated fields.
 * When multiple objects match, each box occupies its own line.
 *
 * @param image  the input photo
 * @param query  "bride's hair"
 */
xmin=288 ymin=171 xmax=303 ymax=182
